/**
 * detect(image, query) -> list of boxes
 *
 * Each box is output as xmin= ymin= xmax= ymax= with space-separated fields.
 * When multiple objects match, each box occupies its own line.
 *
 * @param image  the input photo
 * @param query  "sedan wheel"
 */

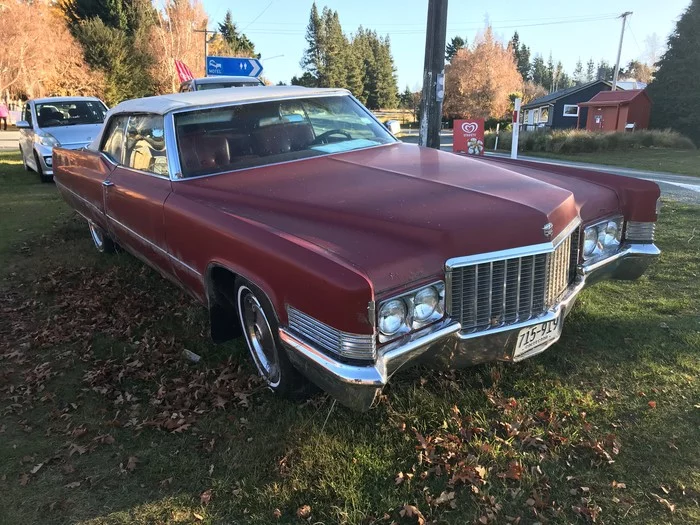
xmin=235 ymin=278 xmax=308 ymax=397
xmin=88 ymin=222 xmax=116 ymax=253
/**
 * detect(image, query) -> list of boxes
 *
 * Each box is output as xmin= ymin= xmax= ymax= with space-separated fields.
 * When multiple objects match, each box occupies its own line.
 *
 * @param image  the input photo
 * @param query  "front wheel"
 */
xmin=236 ymin=278 xmax=308 ymax=398
xmin=34 ymin=151 xmax=52 ymax=183
xmin=88 ymin=222 xmax=116 ymax=253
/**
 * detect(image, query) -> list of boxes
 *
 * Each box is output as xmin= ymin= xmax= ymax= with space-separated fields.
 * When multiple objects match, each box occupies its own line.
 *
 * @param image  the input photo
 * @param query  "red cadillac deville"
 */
xmin=53 ymin=87 xmax=661 ymax=410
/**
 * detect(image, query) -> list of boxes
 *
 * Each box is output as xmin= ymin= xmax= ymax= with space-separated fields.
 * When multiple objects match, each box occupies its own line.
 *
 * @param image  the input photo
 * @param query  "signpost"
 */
xmin=453 ymin=118 xmax=485 ymax=155
xmin=206 ymin=56 xmax=263 ymax=77
xmin=511 ymin=98 xmax=521 ymax=159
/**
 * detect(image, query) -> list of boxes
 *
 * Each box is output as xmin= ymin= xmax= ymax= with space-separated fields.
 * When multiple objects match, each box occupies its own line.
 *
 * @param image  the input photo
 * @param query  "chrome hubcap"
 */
xmin=238 ymin=287 xmax=280 ymax=386
xmin=89 ymin=223 xmax=104 ymax=250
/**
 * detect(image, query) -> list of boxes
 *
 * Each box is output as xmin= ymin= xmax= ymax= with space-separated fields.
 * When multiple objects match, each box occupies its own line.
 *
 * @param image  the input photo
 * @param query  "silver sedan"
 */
xmin=17 ymin=96 xmax=108 ymax=182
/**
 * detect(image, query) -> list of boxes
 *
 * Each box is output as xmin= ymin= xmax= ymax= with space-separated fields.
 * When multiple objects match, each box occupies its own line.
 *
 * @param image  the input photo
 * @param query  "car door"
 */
xmin=19 ymin=103 xmax=35 ymax=168
xmin=103 ymin=113 xmax=174 ymax=277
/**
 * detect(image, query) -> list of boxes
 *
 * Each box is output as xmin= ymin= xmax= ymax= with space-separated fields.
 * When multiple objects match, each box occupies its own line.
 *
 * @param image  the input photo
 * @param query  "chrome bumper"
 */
xmin=280 ymin=243 xmax=660 ymax=411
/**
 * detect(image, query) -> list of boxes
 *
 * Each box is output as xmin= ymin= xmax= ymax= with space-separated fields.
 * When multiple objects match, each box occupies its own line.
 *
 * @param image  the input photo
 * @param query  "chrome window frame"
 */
xmin=164 ymin=93 xmax=398 ymax=182
xmin=99 ymin=112 xmax=171 ymax=181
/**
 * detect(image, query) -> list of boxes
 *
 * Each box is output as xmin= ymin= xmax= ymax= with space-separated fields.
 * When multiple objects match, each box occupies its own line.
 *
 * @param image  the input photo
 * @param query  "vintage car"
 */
xmin=52 ymin=86 xmax=661 ymax=410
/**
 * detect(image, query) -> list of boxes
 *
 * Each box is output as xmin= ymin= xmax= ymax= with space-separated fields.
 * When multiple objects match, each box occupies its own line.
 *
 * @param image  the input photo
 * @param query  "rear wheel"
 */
xmin=235 ymin=278 xmax=308 ymax=398
xmin=88 ymin=222 xmax=116 ymax=253
xmin=34 ymin=151 xmax=52 ymax=183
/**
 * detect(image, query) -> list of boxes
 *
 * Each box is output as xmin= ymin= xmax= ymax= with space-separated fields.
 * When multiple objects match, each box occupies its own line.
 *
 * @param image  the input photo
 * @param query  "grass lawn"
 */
xmin=1 ymin=150 xmax=699 ymax=524
xmin=522 ymin=149 xmax=700 ymax=178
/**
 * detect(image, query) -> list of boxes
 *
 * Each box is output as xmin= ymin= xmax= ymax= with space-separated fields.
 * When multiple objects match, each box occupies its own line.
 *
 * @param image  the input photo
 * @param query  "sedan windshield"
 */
xmin=174 ymin=95 xmax=396 ymax=178
xmin=197 ymin=81 xmax=261 ymax=90
xmin=36 ymin=101 xmax=107 ymax=128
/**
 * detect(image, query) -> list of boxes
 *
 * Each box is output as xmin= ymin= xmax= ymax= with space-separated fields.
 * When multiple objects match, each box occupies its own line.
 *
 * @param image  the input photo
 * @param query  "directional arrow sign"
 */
xmin=206 ymin=56 xmax=264 ymax=77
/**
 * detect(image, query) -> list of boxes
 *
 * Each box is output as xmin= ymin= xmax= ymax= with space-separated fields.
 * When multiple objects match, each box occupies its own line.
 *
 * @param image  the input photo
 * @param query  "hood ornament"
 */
xmin=543 ymin=222 xmax=554 ymax=239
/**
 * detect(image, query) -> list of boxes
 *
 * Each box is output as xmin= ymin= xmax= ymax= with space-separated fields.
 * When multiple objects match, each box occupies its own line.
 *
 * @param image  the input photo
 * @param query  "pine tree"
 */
xmin=300 ymin=2 xmax=324 ymax=85
xmin=509 ymin=32 xmax=531 ymax=79
xmin=647 ymin=0 xmax=700 ymax=144
xmin=573 ymin=58 xmax=584 ymax=84
xmin=445 ymin=36 xmax=465 ymax=62
xmin=596 ymin=60 xmax=614 ymax=80
xmin=545 ymin=53 xmax=555 ymax=91
xmin=531 ymin=54 xmax=547 ymax=88
xmin=321 ymin=8 xmax=348 ymax=87
xmin=586 ymin=58 xmax=596 ymax=81
xmin=217 ymin=10 xmax=256 ymax=56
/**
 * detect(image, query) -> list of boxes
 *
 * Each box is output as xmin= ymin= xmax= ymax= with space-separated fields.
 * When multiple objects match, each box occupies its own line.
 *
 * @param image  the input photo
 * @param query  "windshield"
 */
xmin=175 ymin=94 xmax=396 ymax=178
xmin=197 ymin=81 xmax=262 ymax=90
xmin=36 ymin=100 xmax=107 ymax=128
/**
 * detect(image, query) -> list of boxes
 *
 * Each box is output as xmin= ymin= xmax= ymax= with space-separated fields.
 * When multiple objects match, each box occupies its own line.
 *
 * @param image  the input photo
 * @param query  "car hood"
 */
xmin=179 ymin=143 xmax=619 ymax=294
xmin=44 ymin=123 xmax=103 ymax=148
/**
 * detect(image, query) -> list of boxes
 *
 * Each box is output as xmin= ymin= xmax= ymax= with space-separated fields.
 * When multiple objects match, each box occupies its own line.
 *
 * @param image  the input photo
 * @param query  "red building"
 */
xmin=578 ymin=89 xmax=652 ymax=132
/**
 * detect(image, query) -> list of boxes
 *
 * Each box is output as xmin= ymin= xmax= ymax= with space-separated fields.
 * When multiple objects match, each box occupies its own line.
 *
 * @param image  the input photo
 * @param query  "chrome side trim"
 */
xmin=287 ymin=306 xmax=376 ymax=360
xmin=445 ymin=217 xmax=581 ymax=269
xmin=105 ymin=214 xmax=201 ymax=277
xmin=625 ymin=221 xmax=655 ymax=242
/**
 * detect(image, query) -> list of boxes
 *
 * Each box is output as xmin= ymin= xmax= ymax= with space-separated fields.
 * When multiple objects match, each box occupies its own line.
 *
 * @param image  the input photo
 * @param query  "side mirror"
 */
xmin=15 ymin=120 xmax=31 ymax=129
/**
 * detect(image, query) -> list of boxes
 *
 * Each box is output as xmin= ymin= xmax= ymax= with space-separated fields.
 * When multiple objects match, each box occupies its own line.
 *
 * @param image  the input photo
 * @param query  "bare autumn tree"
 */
xmin=0 ymin=0 xmax=104 ymax=99
xmin=149 ymin=0 xmax=208 ymax=94
xmin=443 ymin=27 xmax=522 ymax=119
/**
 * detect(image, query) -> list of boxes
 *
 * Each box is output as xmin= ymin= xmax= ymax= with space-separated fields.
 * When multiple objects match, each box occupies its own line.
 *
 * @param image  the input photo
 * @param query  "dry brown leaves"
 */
xmin=1 ymin=263 xmax=261 ymax=434
xmin=391 ymin=390 xmax=623 ymax=523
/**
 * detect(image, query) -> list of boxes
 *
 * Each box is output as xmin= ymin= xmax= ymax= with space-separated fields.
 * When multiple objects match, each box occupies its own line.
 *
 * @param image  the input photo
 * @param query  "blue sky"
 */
xmin=200 ymin=0 xmax=690 ymax=88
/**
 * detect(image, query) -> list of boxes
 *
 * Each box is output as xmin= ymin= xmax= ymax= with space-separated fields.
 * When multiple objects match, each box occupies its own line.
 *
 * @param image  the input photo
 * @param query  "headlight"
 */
xmin=377 ymin=282 xmax=445 ymax=341
xmin=378 ymin=299 xmax=407 ymax=336
xmin=582 ymin=217 xmax=623 ymax=261
xmin=414 ymin=286 xmax=438 ymax=322
xmin=35 ymin=132 xmax=60 ymax=147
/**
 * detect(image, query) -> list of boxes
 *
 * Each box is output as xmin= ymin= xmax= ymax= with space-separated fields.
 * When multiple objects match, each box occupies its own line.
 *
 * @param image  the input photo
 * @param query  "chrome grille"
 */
xmin=625 ymin=221 xmax=655 ymax=242
xmin=450 ymin=230 xmax=579 ymax=334
xmin=287 ymin=306 xmax=376 ymax=360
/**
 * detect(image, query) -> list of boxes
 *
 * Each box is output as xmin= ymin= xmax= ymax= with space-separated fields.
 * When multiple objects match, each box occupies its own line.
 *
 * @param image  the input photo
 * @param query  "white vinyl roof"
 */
xmin=108 ymin=86 xmax=350 ymax=116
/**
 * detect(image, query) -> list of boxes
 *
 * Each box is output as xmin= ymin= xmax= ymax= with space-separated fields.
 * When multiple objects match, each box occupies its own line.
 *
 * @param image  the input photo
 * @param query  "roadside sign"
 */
xmin=206 ymin=56 xmax=263 ymax=77
xmin=453 ymin=118 xmax=485 ymax=155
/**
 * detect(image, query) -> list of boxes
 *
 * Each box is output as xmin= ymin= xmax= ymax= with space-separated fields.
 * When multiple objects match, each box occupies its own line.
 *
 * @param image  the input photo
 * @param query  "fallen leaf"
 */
xmin=296 ymin=504 xmax=312 ymax=519
xmin=272 ymin=508 xmax=282 ymax=519
xmin=399 ymin=504 xmax=425 ymax=524
xmin=30 ymin=463 xmax=44 ymax=475
xmin=648 ymin=401 xmax=657 ymax=409
xmin=19 ymin=474 xmax=29 ymax=486
xmin=64 ymin=481 xmax=81 ymax=489
xmin=612 ymin=481 xmax=627 ymax=489
xmin=433 ymin=491 xmax=455 ymax=506
xmin=193 ymin=512 xmax=204 ymax=521
xmin=200 ymin=488 xmax=212 ymax=505
xmin=126 ymin=456 xmax=138 ymax=472
xmin=159 ymin=477 xmax=172 ymax=487
xmin=651 ymin=493 xmax=675 ymax=512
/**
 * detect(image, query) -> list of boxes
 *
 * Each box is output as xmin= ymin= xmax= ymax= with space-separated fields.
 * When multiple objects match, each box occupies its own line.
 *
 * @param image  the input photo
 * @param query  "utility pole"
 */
xmin=611 ymin=11 xmax=633 ymax=91
xmin=418 ymin=0 xmax=448 ymax=149
xmin=193 ymin=29 xmax=217 ymax=76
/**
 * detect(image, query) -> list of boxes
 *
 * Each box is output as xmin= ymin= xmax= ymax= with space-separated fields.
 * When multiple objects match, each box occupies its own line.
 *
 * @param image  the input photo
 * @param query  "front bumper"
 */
xmin=280 ymin=242 xmax=660 ymax=411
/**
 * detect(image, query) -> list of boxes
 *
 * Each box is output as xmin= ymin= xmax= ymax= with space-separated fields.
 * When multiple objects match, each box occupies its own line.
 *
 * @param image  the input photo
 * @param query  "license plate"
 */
xmin=514 ymin=316 xmax=562 ymax=360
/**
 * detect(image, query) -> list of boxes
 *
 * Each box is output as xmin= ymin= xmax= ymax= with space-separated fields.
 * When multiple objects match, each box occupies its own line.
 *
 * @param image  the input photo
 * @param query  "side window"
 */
xmin=124 ymin=114 xmax=169 ymax=177
xmin=101 ymin=115 xmax=129 ymax=163
xmin=24 ymin=104 xmax=33 ymax=126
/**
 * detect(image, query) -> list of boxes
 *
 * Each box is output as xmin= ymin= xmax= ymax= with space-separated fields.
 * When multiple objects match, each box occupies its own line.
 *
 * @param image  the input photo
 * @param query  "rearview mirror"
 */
xmin=15 ymin=120 xmax=30 ymax=129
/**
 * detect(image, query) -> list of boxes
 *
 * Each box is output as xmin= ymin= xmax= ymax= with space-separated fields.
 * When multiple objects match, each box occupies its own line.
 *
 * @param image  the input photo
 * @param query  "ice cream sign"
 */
xmin=453 ymin=118 xmax=485 ymax=155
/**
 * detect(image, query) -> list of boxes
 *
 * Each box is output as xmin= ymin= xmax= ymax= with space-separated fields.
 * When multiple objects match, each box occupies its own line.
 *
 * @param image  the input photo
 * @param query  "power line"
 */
xmin=242 ymin=1 xmax=275 ymax=31
xmin=243 ymin=14 xmax=620 ymax=36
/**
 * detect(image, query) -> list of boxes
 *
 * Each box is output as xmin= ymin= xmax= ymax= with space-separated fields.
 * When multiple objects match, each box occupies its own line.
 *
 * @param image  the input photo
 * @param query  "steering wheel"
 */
xmin=311 ymin=129 xmax=352 ymax=145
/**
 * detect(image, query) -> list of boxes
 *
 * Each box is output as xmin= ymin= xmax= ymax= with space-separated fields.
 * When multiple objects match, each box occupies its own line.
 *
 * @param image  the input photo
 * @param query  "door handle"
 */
xmin=102 ymin=180 xmax=114 ymax=187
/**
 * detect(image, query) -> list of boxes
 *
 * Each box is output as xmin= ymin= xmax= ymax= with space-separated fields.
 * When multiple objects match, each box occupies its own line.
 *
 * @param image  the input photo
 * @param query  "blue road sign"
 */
xmin=206 ymin=56 xmax=263 ymax=77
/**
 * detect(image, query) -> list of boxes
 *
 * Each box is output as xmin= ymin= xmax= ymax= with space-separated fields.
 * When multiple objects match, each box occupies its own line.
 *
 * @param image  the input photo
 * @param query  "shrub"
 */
xmin=482 ymin=129 xmax=695 ymax=153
